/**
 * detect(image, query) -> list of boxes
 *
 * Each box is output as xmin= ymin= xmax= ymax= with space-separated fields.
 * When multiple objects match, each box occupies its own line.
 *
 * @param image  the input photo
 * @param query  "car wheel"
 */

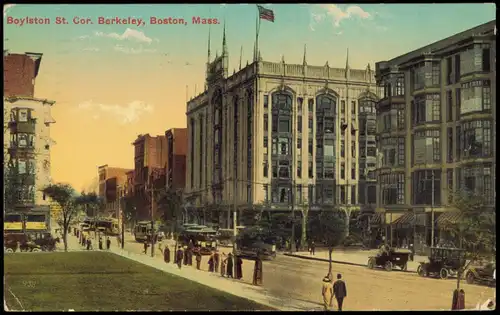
xmin=32 ymin=248 xmax=41 ymax=252
xmin=417 ymin=264 xmax=425 ymax=277
xmin=385 ymin=261 xmax=393 ymax=272
xmin=367 ymin=258 xmax=375 ymax=269
xmin=440 ymin=268 xmax=449 ymax=280
xmin=466 ymin=272 xmax=475 ymax=284
xmin=6 ymin=248 xmax=14 ymax=253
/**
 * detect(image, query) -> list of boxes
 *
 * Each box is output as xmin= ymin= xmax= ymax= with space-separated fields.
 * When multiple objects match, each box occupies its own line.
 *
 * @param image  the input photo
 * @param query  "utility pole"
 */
xmin=290 ymin=183 xmax=296 ymax=253
xmin=233 ymin=175 xmax=238 ymax=278
xmin=119 ymin=187 xmax=124 ymax=249
xmin=150 ymin=173 xmax=155 ymax=258
xmin=431 ymin=170 xmax=435 ymax=248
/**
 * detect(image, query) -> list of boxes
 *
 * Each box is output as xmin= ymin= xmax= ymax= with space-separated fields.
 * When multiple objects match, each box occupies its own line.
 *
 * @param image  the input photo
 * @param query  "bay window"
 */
xmin=462 ymin=120 xmax=492 ymax=158
xmin=460 ymin=46 xmax=485 ymax=76
xmin=460 ymin=80 xmax=491 ymax=114
xmin=413 ymin=129 xmax=440 ymax=164
xmin=413 ymin=94 xmax=441 ymax=124
xmin=380 ymin=172 xmax=405 ymax=205
xmin=412 ymin=170 xmax=441 ymax=205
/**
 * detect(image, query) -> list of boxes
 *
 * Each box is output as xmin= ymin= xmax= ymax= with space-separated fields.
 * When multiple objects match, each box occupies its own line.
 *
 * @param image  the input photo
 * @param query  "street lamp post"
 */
xmin=119 ymin=188 xmax=124 ymax=250
xmin=150 ymin=176 xmax=155 ymax=258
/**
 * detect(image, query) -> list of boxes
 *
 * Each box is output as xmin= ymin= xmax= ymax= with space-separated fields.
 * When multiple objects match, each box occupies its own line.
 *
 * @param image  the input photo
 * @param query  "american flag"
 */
xmin=258 ymin=5 xmax=275 ymax=23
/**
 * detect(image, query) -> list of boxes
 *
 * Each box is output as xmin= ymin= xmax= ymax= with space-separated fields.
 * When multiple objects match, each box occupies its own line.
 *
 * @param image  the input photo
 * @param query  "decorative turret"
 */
xmin=345 ymin=48 xmax=350 ymax=80
xmin=239 ymin=45 xmax=243 ymax=70
xmin=366 ymin=63 xmax=372 ymax=84
xmin=302 ymin=44 xmax=307 ymax=66
xmin=221 ymin=21 xmax=228 ymax=78
xmin=204 ymin=27 xmax=211 ymax=89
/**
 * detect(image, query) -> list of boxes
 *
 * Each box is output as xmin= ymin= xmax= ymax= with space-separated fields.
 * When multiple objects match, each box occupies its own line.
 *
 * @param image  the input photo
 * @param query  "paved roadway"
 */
xmin=116 ymin=233 xmax=494 ymax=311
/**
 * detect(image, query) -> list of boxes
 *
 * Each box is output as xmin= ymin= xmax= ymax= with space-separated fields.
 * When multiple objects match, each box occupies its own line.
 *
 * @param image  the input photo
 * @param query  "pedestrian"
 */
xmin=143 ymin=240 xmax=148 ymax=254
xmin=236 ymin=256 xmax=243 ymax=280
xmin=82 ymin=235 xmax=86 ymax=247
xmin=322 ymin=276 xmax=334 ymax=311
xmin=310 ymin=240 xmax=316 ymax=255
xmin=158 ymin=239 xmax=164 ymax=254
xmin=163 ymin=245 xmax=170 ymax=263
xmin=214 ymin=250 xmax=220 ymax=273
xmin=226 ymin=253 xmax=234 ymax=278
xmin=195 ymin=248 xmax=202 ymax=270
xmin=220 ymin=253 xmax=227 ymax=277
xmin=98 ymin=237 xmax=103 ymax=250
xmin=208 ymin=253 xmax=215 ymax=272
xmin=333 ymin=273 xmax=347 ymax=311
xmin=176 ymin=246 xmax=183 ymax=269
xmin=86 ymin=238 xmax=92 ymax=250
xmin=116 ymin=235 xmax=121 ymax=247
xmin=106 ymin=237 xmax=111 ymax=250
xmin=187 ymin=246 xmax=193 ymax=266
xmin=252 ymin=254 xmax=263 ymax=286
xmin=452 ymin=289 xmax=466 ymax=310
xmin=183 ymin=246 xmax=189 ymax=265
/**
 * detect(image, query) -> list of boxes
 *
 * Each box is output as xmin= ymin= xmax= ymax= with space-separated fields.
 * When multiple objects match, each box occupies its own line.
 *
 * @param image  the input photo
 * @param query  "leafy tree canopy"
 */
xmin=308 ymin=210 xmax=348 ymax=249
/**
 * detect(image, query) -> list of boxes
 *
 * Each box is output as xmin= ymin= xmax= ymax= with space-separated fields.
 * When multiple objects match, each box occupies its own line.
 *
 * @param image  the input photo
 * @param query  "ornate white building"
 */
xmin=185 ymin=28 xmax=378 ymax=227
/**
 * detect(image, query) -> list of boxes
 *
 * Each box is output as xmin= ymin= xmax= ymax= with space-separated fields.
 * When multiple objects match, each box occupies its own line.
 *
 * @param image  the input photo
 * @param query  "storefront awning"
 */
xmin=436 ymin=211 xmax=462 ymax=228
xmin=392 ymin=212 xmax=415 ymax=228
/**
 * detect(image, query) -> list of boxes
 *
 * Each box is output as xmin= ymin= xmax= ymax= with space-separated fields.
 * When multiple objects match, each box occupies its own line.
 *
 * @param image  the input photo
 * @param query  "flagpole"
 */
xmin=255 ymin=5 xmax=261 ymax=60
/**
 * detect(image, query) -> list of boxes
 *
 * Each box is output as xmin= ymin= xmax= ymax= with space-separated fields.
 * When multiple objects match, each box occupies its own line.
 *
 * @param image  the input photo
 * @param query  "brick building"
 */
xmin=165 ymin=128 xmax=187 ymax=190
xmin=132 ymin=134 xmax=168 ymax=220
xmin=97 ymin=165 xmax=132 ymax=218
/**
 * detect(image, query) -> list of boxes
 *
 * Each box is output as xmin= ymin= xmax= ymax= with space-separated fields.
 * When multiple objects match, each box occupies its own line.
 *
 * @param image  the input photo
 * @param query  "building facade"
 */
xmin=132 ymin=134 xmax=168 ymax=220
xmin=374 ymin=20 xmax=496 ymax=247
xmin=165 ymin=128 xmax=187 ymax=190
xmin=4 ymin=52 xmax=56 ymax=213
xmin=185 ymin=29 xmax=378 ymax=227
xmin=97 ymin=165 xmax=132 ymax=218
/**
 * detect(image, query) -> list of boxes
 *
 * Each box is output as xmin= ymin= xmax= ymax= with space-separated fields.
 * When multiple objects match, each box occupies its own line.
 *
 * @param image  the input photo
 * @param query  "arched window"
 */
xmin=271 ymin=91 xmax=293 ymax=134
xmin=272 ymin=92 xmax=292 ymax=111
xmin=316 ymin=94 xmax=337 ymax=113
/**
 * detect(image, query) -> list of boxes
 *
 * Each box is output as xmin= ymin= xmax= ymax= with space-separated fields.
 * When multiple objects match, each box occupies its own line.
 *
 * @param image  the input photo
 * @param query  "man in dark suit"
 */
xmin=333 ymin=273 xmax=347 ymax=311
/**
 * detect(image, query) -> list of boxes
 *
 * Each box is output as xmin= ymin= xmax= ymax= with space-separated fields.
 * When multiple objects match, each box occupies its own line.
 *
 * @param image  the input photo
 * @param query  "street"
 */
xmin=117 ymin=233 xmax=495 ymax=311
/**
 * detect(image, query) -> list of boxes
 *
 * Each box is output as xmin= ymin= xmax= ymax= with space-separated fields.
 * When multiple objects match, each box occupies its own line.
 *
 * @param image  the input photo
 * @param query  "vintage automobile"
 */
xmin=417 ymin=247 xmax=466 ymax=279
xmin=19 ymin=241 xmax=42 ymax=252
xmin=367 ymin=246 xmax=411 ymax=271
xmin=33 ymin=234 xmax=60 ymax=251
xmin=465 ymin=262 xmax=496 ymax=286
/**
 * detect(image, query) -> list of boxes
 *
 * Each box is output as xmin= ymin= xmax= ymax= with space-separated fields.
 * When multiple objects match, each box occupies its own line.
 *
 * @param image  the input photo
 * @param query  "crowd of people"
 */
xmin=73 ymin=227 xmax=112 ymax=251
xmin=157 ymin=239 xmax=264 ymax=286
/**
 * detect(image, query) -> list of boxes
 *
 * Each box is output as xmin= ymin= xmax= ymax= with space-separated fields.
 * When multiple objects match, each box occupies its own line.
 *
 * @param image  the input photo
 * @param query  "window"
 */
xmin=18 ymin=109 xmax=29 ymax=122
xmin=351 ymin=101 xmax=356 ymax=115
xmin=351 ymin=166 xmax=356 ymax=180
xmin=455 ymin=88 xmax=461 ymax=120
xmin=297 ymin=97 xmax=303 ymax=112
xmin=413 ymin=64 xmax=425 ymax=90
xmin=431 ymin=62 xmax=440 ymax=86
xmin=341 ymin=163 xmax=345 ymax=179
xmin=308 ymin=99 xmax=314 ymax=112
xmin=263 ymin=184 xmax=269 ymax=202
xmin=324 ymin=185 xmax=334 ymax=204
xmin=340 ymin=186 xmax=346 ymax=204
xmin=446 ymin=90 xmax=453 ymax=122
xmin=316 ymin=94 xmax=336 ymax=112
xmin=297 ymin=138 xmax=302 ymax=149
xmin=413 ymin=129 xmax=440 ymax=164
xmin=272 ymin=161 xmax=278 ymax=178
xmin=482 ymin=48 xmax=490 ymax=72
xmin=296 ymin=185 xmax=303 ymax=204
xmin=460 ymin=80 xmax=491 ymax=114
xmin=297 ymin=163 xmax=302 ymax=178
xmin=324 ymin=117 xmax=334 ymax=133
xmin=395 ymin=76 xmax=404 ymax=96
xmin=358 ymin=183 xmax=366 ymax=205
xmin=190 ymin=119 xmax=195 ymax=188
xmin=458 ymin=164 xmax=493 ymax=204
xmin=381 ymin=172 xmax=405 ymax=205
xmin=381 ymin=137 xmax=404 ymax=167
xmin=264 ymin=114 xmax=268 ymax=131
xmin=367 ymin=147 xmax=376 ymax=157
xmin=16 ymin=159 xmax=27 ymax=175
xmin=340 ymin=141 xmax=345 ymax=157
xmin=264 ymin=136 xmax=268 ymax=148
xmin=397 ymin=107 xmax=405 ymax=130
xmin=447 ymin=169 xmax=453 ymax=204
xmin=279 ymin=119 xmax=290 ymax=133
xmin=454 ymin=54 xmax=461 ymax=82
xmin=367 ymin=185 xmax=376 ymax=204
xmin=264 ymin=95 xmax=269 ymax=108
xmin=279 ymin=137 xmax=289 ymax=155
xmin=351 ymin=186 xmax=356 ymax=205
xmin=341 ymin=100 xmax=345 ymax=114
xmin=413 ymin=94 xmax=440 ymax=124
xmin=456 ymin=126 xmax=462 ymax=160
xmin=412 ymin=170 xmax=441 ymax=206
xmin=308 ymin=185 xmax=314 ymax=204
xmin=271 ymin=186 xmax=289 ymax=203
xmin=447 ymin=127 xmax=453 ymax=163
xmin=263 ymin=160 xmax=268 ymax=177
xmin=272 ymin=115 xmax=278 ymax=132
xmin=351 ymin=141 xmax=356 ymax=158
xmin=324 ymin=161 xmax=334 ymax=178
xmin=398 ymin=138 xmax=405 ymax=166
xmin=460 ymin=46 xmax=483 ymax=76
xmin=298 ymin=116 xmax=302 ymax=133
xmin=446 ymin=57 xmax=453 ymax=85
xmin=278 ymin=161 xmax=290 ymax=178
xmin=462 ymin=120 xmax=492 ymax=158
xmin=308 ymin=118 xmax=313 ymax=134
xmin=308 ymin=139 xmax=313 ymax=155
xmin=308 ymin=162 xmax=313 ymax=178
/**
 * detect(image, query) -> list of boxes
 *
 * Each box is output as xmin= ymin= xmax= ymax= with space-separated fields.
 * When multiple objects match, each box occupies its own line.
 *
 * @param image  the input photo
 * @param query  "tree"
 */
xmin=121 ymin=194 xmax=138 ymax=226
xmin=157 ymin=188 xmax=184 ymax=243
xmin=41 ymin=184 xmax=79 ymax=252
xmin=308 ymin=209 xmax=348 ymax=277
xmin=442 ymin=190 xmax=495 ymax=290
xmin=75 ymin=192 xmax=103 ymax=238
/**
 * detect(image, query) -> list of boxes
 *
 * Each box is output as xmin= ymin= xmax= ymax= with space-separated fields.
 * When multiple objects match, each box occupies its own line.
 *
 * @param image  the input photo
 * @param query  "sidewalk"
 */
xmin=60 ymin=228 xmax=318 ymax=311
xmin=284 ymin=249 xmax=428 ymax=273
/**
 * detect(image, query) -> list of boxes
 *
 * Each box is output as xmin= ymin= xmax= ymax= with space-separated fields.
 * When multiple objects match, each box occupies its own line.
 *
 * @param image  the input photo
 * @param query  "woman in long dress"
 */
xmin=220 ymin=253 xmax=227 ymax=277
xmin=226 ymin=253 xmax=234 ymax=278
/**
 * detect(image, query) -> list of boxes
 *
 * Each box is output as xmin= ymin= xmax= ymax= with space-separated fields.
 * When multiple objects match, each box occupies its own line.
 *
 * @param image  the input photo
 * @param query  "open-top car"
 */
xmin=367 ymin=245 xmax=411 ymax=271
xmin=465 ymin=262 xmax=496 ymax=287
xmin=417 ymin=247 xmax=466 ymax=279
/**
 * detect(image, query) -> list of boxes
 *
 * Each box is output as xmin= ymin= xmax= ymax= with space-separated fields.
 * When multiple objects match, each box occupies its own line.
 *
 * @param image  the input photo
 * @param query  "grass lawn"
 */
xmin=4 ymin=252 xmax=275 ymax=311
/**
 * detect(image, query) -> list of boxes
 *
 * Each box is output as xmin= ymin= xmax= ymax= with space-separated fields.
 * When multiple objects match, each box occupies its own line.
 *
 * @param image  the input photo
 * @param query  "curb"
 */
xmin=283 ymin=253 xmax=417 ymax=273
